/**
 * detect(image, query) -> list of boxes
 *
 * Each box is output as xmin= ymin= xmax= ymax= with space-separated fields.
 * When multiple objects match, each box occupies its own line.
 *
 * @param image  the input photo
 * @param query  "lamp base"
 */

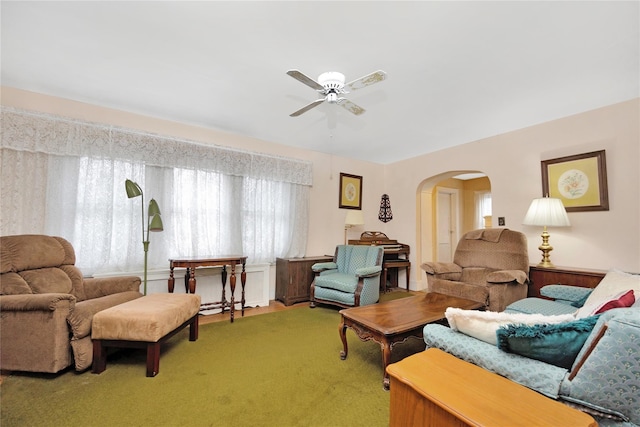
xmin=537 ymin=227 xmax=555 ymax=268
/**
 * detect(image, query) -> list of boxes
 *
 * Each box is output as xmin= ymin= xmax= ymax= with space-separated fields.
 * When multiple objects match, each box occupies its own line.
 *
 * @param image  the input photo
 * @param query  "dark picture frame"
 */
xmin=339 ymin=173 xmax=362 ymax=210
xmin=541 ymin=150 xmax=609 ymax=212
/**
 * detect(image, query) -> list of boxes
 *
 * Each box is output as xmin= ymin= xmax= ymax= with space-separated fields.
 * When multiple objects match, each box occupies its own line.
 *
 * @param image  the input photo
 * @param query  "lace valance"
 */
xmin=1 ymin=107 xmax=313 ymax=186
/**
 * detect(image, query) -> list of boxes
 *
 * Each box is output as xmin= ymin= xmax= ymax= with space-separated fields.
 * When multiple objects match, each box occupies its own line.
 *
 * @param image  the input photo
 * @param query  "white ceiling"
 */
xmin=2 ymin=1 xmax=638 ymax=164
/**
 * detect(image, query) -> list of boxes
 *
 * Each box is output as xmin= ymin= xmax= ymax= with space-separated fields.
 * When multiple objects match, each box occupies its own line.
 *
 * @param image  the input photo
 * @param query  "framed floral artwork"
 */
xmin=339 ymin=173 xmax=362 ymax=210
xmin=541 ymin=150 xmax=609 ymax=212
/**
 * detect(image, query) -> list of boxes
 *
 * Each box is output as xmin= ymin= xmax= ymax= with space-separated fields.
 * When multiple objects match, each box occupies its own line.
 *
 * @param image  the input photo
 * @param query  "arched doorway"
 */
xmin=415 ymin=171 xmax=491 ymax=289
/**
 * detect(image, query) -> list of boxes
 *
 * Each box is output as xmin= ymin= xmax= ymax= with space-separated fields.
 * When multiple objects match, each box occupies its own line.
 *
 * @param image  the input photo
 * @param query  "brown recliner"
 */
xmin=0 ymin=234 xmax=142 ymax=373
xmin=421 ymin=228 xmax=529 ymax=312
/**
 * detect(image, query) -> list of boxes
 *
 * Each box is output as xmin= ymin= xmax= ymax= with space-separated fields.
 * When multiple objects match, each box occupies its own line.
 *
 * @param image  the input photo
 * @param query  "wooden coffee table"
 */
xmin=338 ymin=292 xmax=483 ymax=389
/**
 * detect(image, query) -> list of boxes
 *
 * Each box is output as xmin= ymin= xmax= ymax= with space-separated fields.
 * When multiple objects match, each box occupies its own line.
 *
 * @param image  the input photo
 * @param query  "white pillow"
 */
xmin=445 ymin=307 xmax=576 ymax=345
xmin=575 ymin=269 xmax=640 ymax=318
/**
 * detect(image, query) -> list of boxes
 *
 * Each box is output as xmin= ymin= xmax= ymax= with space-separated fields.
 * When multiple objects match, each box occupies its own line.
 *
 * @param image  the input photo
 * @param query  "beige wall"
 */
xmin=2 ymin=87 xmax=639 ymax=292
xmin=385 ymin=98 xmax=640 ymax=288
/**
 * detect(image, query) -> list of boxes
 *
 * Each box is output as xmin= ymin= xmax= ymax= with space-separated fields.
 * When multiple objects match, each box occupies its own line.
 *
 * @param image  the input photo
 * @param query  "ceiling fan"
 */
xmin=286 ymin=69 xmax=387 ymax=117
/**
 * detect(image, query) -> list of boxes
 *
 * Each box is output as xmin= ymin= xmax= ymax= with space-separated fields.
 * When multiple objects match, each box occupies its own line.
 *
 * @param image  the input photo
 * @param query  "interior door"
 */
xmin=436 ymin=189 xmax=458 ymax=262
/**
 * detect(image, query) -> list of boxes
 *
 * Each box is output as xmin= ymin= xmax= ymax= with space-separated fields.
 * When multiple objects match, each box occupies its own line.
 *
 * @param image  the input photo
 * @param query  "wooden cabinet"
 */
xmin=528 ymin=265 xmax=607 ymax=298
xmin=276 ymin=256 xmax=333 ymax=306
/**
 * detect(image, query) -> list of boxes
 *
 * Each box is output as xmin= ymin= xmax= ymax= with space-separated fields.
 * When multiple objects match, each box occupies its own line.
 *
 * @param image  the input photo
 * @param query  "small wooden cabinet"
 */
xmin=528 ymin=265 xmax=607 ymax=298
xmin=276 ymin=256 xmax=333 ymax=306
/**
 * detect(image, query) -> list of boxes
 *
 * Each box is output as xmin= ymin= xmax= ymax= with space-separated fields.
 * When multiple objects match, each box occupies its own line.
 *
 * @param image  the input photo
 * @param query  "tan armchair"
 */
xmin=421 ymin=228 xmax=529 ymax=312
xmin=0 ymin=234 xmax=142 ymax=373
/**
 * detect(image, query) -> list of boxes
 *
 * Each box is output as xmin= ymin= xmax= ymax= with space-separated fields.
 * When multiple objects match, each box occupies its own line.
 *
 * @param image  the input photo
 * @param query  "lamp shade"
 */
xmin=345 ymin=210 xmax=365 ymax=226
xmin=148 ymin=199 xmax=162 ymax=217
xmin=149 ymin=214 xmax=164 ymax=232
xmin=125 ymin=179 xmax=142 ymax=198
xmin=523 ymin=197 xmax=570 ymax=227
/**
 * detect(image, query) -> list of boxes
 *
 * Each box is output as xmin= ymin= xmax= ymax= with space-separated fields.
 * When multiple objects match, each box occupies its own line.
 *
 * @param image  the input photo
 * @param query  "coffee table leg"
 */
xmin=339 ymin=317 xmax=349 ymax=360
xmin=381 ymin=340 xmax=392 ymax=390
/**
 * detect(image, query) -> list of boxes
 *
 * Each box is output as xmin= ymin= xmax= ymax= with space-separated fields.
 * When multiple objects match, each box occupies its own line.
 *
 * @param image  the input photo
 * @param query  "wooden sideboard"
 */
xmin=387 ymin=348 xmax=597 ymax=427
xmin=276 ymin=256 xmax=333 ymax=306
xmin=528 ymin=265 xmax=607 ymax=298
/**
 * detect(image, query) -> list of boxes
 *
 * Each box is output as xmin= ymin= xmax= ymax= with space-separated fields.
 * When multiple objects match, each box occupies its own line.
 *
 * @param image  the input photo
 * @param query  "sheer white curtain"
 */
xmin=1 ymin=108 xmax=311 ymax=275
xmin=474 ymin=191 xmax=492 ymax=229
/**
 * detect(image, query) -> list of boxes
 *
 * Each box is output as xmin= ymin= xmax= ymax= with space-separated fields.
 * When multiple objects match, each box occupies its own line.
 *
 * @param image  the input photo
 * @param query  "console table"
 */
xmin=168 ymin=255 xmax=247 ymax=322
xmin=528 ymin=265 xmax=606 ymax=298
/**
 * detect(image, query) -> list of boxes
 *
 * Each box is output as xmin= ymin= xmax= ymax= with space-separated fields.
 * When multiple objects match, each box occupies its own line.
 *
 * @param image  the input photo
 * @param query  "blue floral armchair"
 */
xmin=310 ymin=245 xmax=384 ymax=308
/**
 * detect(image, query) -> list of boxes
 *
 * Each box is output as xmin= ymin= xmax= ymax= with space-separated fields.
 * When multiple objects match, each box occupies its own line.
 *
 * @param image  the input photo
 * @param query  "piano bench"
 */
xmin=382 ymin=260 xmax=411 ymax=292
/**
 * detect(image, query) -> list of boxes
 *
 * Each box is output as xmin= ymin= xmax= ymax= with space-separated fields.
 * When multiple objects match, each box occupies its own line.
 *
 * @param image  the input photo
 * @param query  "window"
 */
xmin=1 ymin=108 xmax=311 ymax=275
xmin=474 ymin=191 xmax=492 ymax=229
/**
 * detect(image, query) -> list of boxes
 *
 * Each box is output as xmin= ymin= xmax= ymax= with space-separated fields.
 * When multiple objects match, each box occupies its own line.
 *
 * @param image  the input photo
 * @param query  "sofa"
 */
xmin=422 ymin=269 xmax=640 ymax=426
xmin=421 ymin=228 xmax=529 ymax=312
xmin=0 ymin=234 xmax=142 ymax=373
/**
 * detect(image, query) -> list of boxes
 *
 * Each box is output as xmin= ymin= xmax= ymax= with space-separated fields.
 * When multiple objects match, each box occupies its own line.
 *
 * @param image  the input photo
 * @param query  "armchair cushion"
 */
xmin=19 ymin=267 xmax=72 ymax=294
xmin=0 ymin=272 xmax=33 ymax=295
xmin=314 ymin=273 xmax=359 ymax=293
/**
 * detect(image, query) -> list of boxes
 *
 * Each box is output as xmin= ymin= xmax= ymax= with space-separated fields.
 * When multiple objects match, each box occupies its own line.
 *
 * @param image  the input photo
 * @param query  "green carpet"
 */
xmin=1 ymin=293 xmax=424 ymax=427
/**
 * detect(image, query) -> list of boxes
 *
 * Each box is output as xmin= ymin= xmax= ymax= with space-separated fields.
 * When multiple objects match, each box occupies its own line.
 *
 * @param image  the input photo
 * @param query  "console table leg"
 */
xmin=240 ymin=261 xmax=247 ymax=317
xmin=168 ymin=266 xmax=175 ymax=293
xmin=229 ymin=264 xmax=236 ymax=323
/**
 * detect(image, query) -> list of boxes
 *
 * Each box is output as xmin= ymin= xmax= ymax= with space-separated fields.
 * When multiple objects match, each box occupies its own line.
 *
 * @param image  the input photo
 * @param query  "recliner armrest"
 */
xmin=83 ymin=276 xmax=141 ymax=300
xmin=312 ymin=262 xmax=337 ymax=273
xmin=421 ymin=262 xmax=462 ymax=276
xmin=486 ymin=269 xmax=528 ymax=285
xmin=356 ymin=265 xmax=382 ymax=278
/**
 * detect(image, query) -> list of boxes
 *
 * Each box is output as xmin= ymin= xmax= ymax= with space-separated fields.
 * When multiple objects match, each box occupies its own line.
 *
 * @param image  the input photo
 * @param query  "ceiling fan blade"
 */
xmin=290 ymin=99 xmax=325 ymax=117
xmin=287 ymin=69 xmax=324 ymax=91
xmin=340 ymin=99 xmax=366 ymax=116
xmin=345 ymin=70 xmax=387 ymax=91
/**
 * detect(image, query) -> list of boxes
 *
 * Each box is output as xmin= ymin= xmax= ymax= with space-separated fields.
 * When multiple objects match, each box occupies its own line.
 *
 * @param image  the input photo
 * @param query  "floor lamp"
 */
xmin=523 ymin=196 xmax=570 ymax=268
xmin=125 ymin=179 xmax=164 ymax=295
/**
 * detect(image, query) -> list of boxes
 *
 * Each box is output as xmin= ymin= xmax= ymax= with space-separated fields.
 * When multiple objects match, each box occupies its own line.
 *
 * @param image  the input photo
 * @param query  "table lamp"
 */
xmin=344 ymin=210 xmax=365 ymax=244
xmin=522 ymin=196 xmax=570 ymax=268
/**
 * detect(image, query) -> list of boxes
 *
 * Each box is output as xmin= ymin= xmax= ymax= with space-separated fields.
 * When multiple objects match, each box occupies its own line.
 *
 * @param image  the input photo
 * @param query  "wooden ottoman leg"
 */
xmin=189 ymin=315 xmax=199 ymax=341
xmin=146 ymin=342 xmax=161 ymax=377
xmin=92 ymin=340 xmax=107 ymax=374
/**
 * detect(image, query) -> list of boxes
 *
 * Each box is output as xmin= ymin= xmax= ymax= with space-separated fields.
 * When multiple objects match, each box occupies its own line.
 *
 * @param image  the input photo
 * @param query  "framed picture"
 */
xmin=339 ymin=173 xmax=362 ymax=210
xmin=541 ymin=150 xmax=609 ymax=212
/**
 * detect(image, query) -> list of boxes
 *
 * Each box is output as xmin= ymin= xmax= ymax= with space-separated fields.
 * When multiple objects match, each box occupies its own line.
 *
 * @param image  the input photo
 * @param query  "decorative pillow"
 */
xmin=496 ymin=315 xmax=600 ymax=369
xmin=445 ymin=307 xmax=575 ymax=345
xmin=575 ymin=269 xmax=640 ymax=318
xmin=577 ymin=288 xmax=636 ymax=318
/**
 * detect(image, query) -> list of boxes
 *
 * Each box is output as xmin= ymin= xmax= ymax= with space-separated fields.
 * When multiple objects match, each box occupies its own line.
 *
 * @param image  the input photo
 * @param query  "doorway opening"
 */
xmin=416 ymin=171 xmax=491 ymax=285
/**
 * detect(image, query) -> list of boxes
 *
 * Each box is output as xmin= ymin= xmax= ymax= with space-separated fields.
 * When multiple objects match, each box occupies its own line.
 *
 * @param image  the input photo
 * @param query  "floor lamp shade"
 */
xmin=523 ymin=197 xmax=570 ymax=268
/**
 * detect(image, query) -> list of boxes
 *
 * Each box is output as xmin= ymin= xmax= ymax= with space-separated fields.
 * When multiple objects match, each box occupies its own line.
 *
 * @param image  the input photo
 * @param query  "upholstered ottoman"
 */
xmin=91 ymin=293 xmax=201 ymax=377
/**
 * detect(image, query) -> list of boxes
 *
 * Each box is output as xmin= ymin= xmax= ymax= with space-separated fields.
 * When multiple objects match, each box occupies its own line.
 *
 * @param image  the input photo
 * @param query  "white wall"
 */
xmin=3 ymin=88 xmax=638 ymax=296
